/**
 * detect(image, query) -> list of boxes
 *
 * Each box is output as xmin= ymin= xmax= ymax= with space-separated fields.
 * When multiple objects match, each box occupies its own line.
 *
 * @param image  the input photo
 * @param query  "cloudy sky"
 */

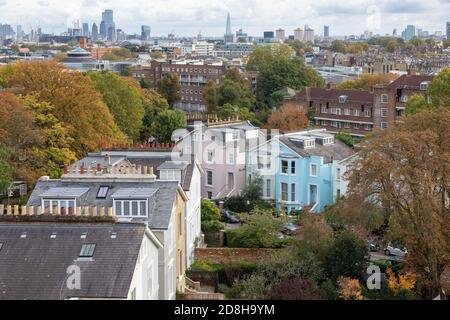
xmin=0 ymin=0 xmax=449 ymax=37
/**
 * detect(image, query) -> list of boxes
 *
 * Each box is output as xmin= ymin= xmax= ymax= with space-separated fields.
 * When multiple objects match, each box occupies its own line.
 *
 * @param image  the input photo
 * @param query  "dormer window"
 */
xmin=322 ymin=137 xmax=334 ymax=145
xmin=420 ymin=81 xmax=429 ymax=91
xmin=160 ymin=169 xmax=182 ymax=182
xmin=111 ymin=188 xmax=157 ymax=218
xmin=339 ymin=95 xmax=348 ymax=103
xmin=304 ymin=139 xmax=315 ymax=149
xmin=400 ymin=95 xmax=408 ymax=103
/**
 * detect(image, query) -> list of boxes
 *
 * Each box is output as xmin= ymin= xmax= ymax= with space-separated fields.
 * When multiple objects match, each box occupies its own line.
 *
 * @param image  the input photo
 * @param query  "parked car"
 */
xmin=367 ymin=239 xmax=380 ymax=252
xmin=282 ymin=223 xmax=300 ymax=236
xmin=221 ymin=210 xmax=240 ymax=224
xmin=385 ymin=244 xmax=408 ymax=258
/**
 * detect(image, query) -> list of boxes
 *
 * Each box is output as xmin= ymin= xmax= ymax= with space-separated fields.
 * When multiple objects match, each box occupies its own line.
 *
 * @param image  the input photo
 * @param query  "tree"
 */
xmin=152 ymin=109 xmax=187 ymax=143
xmin=226 ymin=207 xmax=284 ymax=248
xmin=21 ymin=95 xmax=77 ymax=178
xmin=246 ymin=44 xmax=295 ymax=72
xmin=139 ymin=88 xmax=170 ymax=142
xmin=157 ymin=73 xmax=181 ymax=107
xmin=405 ymin=95 xmax=431 ymax=116
xmin=201 ymin=199 xmax=224 ymax=232
xmin=264 ymin=104 xmax=308 ymax=132
xmin=89 ymin=72 xmax=145 ymax=141
xmin=337 ymin=74 xmax=399 ymax=91
xmin=297 ymin=212 xmax=334 ymax=261
xmin=386 ymin=268 xmax=416 ymax=296
xmin=203 ymin=80 xmax=218 ymax=113
xmin=102 ymin=48 xmax=137 ymax=61
xmin=324 ymin=231 xmax=369 ymax=281
xmin=429 ymin=67 xmax=450 ymax=107
xmin=266 ymin=278 xmax=323 ymax=300
xmin=345 ymin=108 xmax=450 ymax=297
xmin=217 ymin=69 xmax=254 ymax=109
xmin=331 ymin=40 xmax=345 ymax=53
xmin=215 ymin=104 xmax=259 ymax=124
xmin=0 ymin=60 xmax=126 ymax=156
xmin=335 ymin=132 xmax=360 ymax=147
xmin=0 ymin=144 xmax=12 ymax=193
xmin=337 ymin=277 xmax=364 ymax=300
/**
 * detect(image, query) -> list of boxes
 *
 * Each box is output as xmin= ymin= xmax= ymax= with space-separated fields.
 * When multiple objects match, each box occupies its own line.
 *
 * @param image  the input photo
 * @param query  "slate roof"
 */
xmin=386 ymin=74 xmax=434 ymax=89
xmin=27 ymin=180 xmax=179 ymax=230
xmin=294 ymin=87 xmax=374 ymax=104
xmin=279 ymin=134 xmax=354 ymax=164
xmin=0 ymin=223 xmax=145 ymax=300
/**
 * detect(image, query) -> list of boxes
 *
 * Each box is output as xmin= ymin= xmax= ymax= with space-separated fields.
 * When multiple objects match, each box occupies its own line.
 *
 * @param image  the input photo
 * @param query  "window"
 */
xmin=353 ymin=109 xmax=360 ymax=117
xmin=281 ymin=160 xmax=288 ymax=174
xmin=339 ymin=95 xmax=348 ymax=103
xmin=381 ymin=94 xmax=388 ymax=103
xmin=42 ymin=199 xmax=76 ymax=215
xmin=337 ymin=168 xmax=341 ymax=180
xmin=207 ymin=192 xmax=213 ymax=199
xmin=364 ymin=110 xmax=371 ymax=117
xmin=337 ymin=189 xmax=341 ymax=199
xmin=336 ymin=108 xmax=341 ymax=115
xmin=97 ymin=186 xmax=109 ymax=199
xmin=207 ymin=150 xmax=214 ymax=162
xmin=381 ymin=122 xmax=388 ymax=129
xmin=79 ymin=244 xmax=96 ymax=258
xmin=310 ymin=164 xmax=318 ymax=177
xmin=228 ymin=152 xmax=235 ymax=165
xmin=420 ymin=82 xmax=429 ymax=91
xmin=321 ymin=106 xmax=327 ymax=113
xmin=354 ymin=123 xmax=360 ymax=129
xmin=344 ymin=108 xmax=350 ymax=116
xmin=281 ymin=183 xmax=288 ymax=201
xmin=206 ymin=171 xmax=213 ymax=186
xmin=291 ymin=161 xmax=296 ymax=174
xmin=344 ymin=122 xmax=350 ymax=128
xmin=266 ymin=179 xmax=271 ymax=197
xmin=365 ymin=124 xmax=372 ymax=131
xmin=400 ymin=95 xmax=408 ymax=103
xmin=114 ymin=200 xmax=148 ymax=217
xmin=381 ymin=108 xmax=388 ymax=117
xmin=291 ymin=184 xmax=296 ymax=202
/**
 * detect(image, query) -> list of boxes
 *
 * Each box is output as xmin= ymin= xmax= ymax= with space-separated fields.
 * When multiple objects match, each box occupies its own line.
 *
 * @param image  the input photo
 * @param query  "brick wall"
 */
xmin=195 ymin=247 xmax=276 ymax=264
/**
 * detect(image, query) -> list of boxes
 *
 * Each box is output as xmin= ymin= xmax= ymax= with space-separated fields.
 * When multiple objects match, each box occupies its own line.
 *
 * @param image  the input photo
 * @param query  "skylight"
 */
xmin=0 ymin=243 xmax=3 ymax=252
xmin=79 ymin=244 xmax=96 ymax=258
xmin=97 ymin=186 xmax=109 ymax=199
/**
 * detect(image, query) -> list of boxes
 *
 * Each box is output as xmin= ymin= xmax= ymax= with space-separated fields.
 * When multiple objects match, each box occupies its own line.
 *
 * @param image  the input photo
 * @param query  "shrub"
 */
xmin=189 ymin=261 xmax=224 ymax=273
xmin=266 ymin=277 xmax=323 ymax=300
xmin=201 ymin=220 xmax=224 ymax=233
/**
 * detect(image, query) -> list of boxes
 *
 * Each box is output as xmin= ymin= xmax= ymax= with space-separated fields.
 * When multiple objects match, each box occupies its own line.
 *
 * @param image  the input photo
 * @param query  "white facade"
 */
xmin=127 ymin=229 xmax=163 ymax=300
xmin=332 ymin=155 xmax=357 ymax=200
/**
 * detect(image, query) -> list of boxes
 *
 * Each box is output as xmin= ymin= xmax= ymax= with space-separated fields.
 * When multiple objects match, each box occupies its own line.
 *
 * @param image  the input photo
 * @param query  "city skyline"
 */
xmin=1 ymin=0 xmax=449 ymax=37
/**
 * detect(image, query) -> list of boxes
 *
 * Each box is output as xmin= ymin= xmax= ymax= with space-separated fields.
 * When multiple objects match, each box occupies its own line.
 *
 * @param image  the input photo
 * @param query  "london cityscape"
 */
xmin=0 ymin=0 xmax=449 ymax=311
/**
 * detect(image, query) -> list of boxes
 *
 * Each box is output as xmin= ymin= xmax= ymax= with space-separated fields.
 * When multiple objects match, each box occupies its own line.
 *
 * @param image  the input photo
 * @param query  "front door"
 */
xmin=309 ymin=185 xmax=318 ymax=205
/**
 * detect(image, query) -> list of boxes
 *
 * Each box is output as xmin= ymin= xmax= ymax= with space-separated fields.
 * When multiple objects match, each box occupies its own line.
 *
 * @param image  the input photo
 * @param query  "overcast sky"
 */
xmin=1 ymin=0 xmax=449 ymax=37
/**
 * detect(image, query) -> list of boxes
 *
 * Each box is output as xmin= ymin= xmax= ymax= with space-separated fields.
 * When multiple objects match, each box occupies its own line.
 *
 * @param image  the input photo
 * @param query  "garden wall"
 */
xmin=195 ymin=247 xmax=276 ymax=264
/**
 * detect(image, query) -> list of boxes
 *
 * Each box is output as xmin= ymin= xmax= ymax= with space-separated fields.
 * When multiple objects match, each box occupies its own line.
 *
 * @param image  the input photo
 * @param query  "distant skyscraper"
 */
xmin=275 ymin=28 xmax=286 ymax=42
xmin=294 ymin=28 xmax=304 ymax=41
xmin=92 ymin=23 xmax=98 ymax=41
xmin=141 ymin=25 xmax=151 ymax=41
xmin=16 ymin=25 xmax=23 ymax=41
xmin=82 ymin=23 xmax=89 ymax=37
xmin=224 ymin=12 xmax=234 ymax=43
xmin=304 ymin=26 xmax=315 ymax=43
xmin=101 ymin=9 xmax=114 ymax=39
xmin=264 ymin=31 xmax=274 ymax=39
xmin=324 ymin=25 xmax=330 ymax=39
xmin=393 ymin=29 xmax=397 ymax=37
xmin=107 ymin=25 xmax=116 ymax=42
xmin=403 ymin=25 xmax=416 ymax=41
xmin=447 ymin=22 xmax=450 ymax=39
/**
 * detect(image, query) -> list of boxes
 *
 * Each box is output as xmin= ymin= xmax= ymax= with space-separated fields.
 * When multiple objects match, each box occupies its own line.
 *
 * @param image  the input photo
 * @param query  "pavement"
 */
xmin=370 ymin=251 xmax=406 ymax=262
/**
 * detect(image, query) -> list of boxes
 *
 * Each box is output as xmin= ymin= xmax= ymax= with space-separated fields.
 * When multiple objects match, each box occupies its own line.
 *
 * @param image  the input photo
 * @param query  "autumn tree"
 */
xmin=266 ymin=278 xmax=323 ymax=300
xmin=157 ymin=73 xmax=181 ymax=107
xmin=345 ymin=108 xmax=450 ymax=298
xmin=0 ymin=144 xmax=12 ymax=192
xmin=337 ymin=73 xmax=399 ymax=91
xmin=0 ymin=60 xmax=126 ymax=156
xmin=102 ymin=48 xmax=137 ymax=61
xmin=337 ymin=277 xmax=364 ymax=300
xmin=264 ymin=104 xmax=308 ymax=132
xmin=385 ymin=268 xmax=416 ymax=296
xmin=88 ymin=72 xmax=145 ymax=141
xmin=428 ymin=67 xmax=450 ymax=107
xmin=203 ymin=80 xmax=218 ymax=113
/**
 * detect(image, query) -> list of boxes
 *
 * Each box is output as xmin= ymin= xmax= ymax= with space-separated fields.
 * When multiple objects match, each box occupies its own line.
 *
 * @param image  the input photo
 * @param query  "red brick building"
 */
xmin=286 ymin=74 xmax=434 ymax=136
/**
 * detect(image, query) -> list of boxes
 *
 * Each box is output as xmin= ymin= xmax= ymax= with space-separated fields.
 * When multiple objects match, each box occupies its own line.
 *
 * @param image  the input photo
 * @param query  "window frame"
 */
xmin=114 ymin=199 xmax=148 ymax=217
xmin=79 ymin=243 xmax=96 ymax=258
xmin=310 ymin=164 xmax=318 ymax=177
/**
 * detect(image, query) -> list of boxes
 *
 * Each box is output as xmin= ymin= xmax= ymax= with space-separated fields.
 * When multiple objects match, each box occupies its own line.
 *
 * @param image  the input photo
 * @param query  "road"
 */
xmin=370 ymin=251 xmax=405 ymax=262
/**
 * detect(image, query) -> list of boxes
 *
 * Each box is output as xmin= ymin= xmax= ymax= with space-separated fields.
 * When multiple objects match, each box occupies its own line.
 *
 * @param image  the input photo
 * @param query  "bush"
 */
xmin=266 ymin=278 xmax=323 ymax=300
xmin=189 ymin=261 xmax=224 ymax=273
xmin=201 ymin=220 xmax=224 ymax=233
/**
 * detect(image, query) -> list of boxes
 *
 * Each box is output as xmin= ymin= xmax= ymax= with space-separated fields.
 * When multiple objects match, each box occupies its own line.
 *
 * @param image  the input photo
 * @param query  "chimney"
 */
xmin=104 ymin=153 xmax=111 ymax=165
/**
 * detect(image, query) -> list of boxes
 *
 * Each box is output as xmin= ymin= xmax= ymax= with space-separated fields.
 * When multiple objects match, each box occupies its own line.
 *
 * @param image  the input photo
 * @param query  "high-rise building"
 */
xmin=264 ymin=31 xmax=274 ymax=39
xmin=92 ymin=23 xmax=98 ymax=41
xmin=141 ymin=25 xmax=151 ymax=41
xmin=324 ymin=25 xmax=330 ymax=39
xmin=304 ymin=26 xmax=315 ymax=43
xmin=101 ymin=9 xmax=114 ymax=39
xmin=294 ymin=28 xmax=304 ymax=41
xmin=224 ymin=12 xmax=234 ymax=43
xmin=82 ymin=23 xmax=89 ymax=37
xmin=447 ymin=21 xmax=450 ymax=39
xmin=403 ymin=25 xmax=416 ymax=41
xmin=275 ymin=28 xmax=285 ymax=42
xmin=107 ymin=25 xmax=116 ymax=42
xmin=16 ymin=25 xmax=23 ymax=42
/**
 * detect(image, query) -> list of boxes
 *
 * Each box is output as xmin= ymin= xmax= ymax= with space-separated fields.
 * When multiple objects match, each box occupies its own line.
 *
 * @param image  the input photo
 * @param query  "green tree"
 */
xmin=139 ymin=89 xmax=170 ymax=142
xmin=405 ymin=95 xmax=431 ymax=116
xmin=153 ymin=109 xmax=187 ymax=143
xmin=0 ymin=144 xmax=12 ymax=193
xmin=201 ymin=199 xmax=224 ymax=232
xmin=331 ymin=40 xmax=346 ymax=53
xmin=226 ymin=207 xmax=284 ymax=248
xmin=429 ymin=67 xmax=450 ymax=107
xmin=88 ymin=72 xmax=145 ymax=141
xmin=102 ymin=48 xmax=137 ymax=61
xmin=324 ymin=231 xmax=369 ymax=282
xmin=217 ymin=69 xmax=255 ymax=109
xmin=246 ymin=44 xmax=295 ymax=72
xmin=203 ymin=80 xmax=218 ymax=113
xmin=157 ymin=73 xmax=181 ymax=107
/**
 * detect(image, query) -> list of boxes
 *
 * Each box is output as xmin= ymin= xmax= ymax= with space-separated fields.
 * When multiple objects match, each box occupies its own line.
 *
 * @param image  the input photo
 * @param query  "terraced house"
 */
xmin=21 ymin=161 xmax=189 ymax=300
xmin=247 ymin=129 xmax=355 ymax=214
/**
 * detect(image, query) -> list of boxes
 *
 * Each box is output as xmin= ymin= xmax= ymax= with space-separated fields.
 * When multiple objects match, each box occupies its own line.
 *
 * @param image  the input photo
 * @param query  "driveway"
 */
xmin=370 ymin=251 xmax=406 ymax=263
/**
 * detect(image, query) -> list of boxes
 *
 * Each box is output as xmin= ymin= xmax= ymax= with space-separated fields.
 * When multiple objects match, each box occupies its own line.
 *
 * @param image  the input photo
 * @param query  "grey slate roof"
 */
xmin=157 ymin=161 xmax=189 ymax=171
xmin=0 ymin=223 xmax=145 ymax=300
xmin=74 ymin=154 xmax=130 ymax=168
xmin=280 ymin=135 xmax=354 ymax=164
xmin=27 ymin=180 xmax=179 ymax=230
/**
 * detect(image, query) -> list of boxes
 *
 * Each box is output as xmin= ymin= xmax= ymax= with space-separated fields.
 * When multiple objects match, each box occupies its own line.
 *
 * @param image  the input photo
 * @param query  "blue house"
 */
xmin=247 ymin=129 xmax=354 ymax=213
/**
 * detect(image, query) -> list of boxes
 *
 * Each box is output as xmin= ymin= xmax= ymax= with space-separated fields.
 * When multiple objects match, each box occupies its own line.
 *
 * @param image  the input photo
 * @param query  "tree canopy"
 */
xmin=157 ymin=73 xmax=181 ymax=107
xmin=152 ymin=109 xmax=187 ymax=143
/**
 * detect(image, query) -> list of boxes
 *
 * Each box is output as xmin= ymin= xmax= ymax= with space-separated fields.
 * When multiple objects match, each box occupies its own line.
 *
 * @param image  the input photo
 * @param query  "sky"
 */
xmin=0 ymin=0 xmax=449 ymax=37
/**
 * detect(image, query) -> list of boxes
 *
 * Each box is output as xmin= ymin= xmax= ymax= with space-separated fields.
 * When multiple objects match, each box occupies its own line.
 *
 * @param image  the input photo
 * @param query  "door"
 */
xmin=309 ymin=185 xmax=318 ymax=205
xmin=228 ymin=172 xmax=234 ymax=189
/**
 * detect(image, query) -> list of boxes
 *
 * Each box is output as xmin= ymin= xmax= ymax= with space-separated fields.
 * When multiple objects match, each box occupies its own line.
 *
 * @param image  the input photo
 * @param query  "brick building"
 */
xmin=285 ymin=74 xmax=434 ymax=136
xmin=130 ymin=60 xmax=226 ymax=113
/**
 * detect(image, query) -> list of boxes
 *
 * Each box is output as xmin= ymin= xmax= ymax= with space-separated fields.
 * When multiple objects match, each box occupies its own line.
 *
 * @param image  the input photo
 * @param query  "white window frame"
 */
xmin=381 ymin=94 xmax=388 ymax=103
xmin=206 ymin=171 xmax=213 ymax=186
xmin=381 ymin=108 xmax=388 ymax=117
xmin=281 ymin=183 xmax=288 ymax=201
xmin=266 ymin=179 xmax=271 ymax=198
xmin=113 ymin=199 xmax=148 ymax=217
xmin=41 ymin=198 xmax=76 ymax=215
xmin=310 ymin=164 xmax=318 ymax=177
xmin=381 ymin=122 xmax=388 ymax=130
